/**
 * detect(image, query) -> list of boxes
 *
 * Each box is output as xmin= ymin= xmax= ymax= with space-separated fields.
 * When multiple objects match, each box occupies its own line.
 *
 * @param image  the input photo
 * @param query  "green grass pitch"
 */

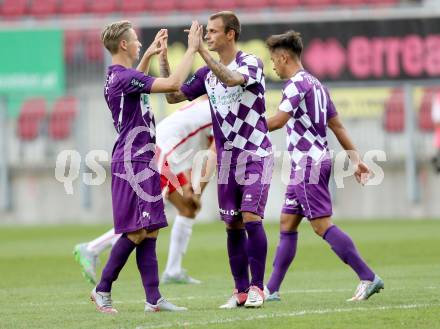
xmin=0 ymin=220 xmax=439 ymax=329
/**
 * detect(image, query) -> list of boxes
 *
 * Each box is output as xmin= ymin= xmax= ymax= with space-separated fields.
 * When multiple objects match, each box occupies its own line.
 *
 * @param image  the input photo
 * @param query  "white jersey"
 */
xmin=156 ymin=99 xmax=212 ymax=175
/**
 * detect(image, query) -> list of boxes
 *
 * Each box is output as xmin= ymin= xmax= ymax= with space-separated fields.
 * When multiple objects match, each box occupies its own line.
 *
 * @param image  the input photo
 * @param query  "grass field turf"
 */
xmin=0 ymin=220 xmax=439 ymax=329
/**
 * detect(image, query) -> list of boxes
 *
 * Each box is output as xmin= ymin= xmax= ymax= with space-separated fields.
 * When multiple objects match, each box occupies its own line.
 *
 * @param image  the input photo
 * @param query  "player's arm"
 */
xmin=328 ymin=115 xmax=369 ymax=184
xmin=150 ymin=22 xmax=202 ymax=93
xmin=158 ymin=35 xmax=189 ymax=103
xmin=267 ymin=110 xmax=290 ymax=132
xmin=198 ymin=47 xmax=245 ymax=87
xmin=136 ymin=29 xmax=167 ymax=74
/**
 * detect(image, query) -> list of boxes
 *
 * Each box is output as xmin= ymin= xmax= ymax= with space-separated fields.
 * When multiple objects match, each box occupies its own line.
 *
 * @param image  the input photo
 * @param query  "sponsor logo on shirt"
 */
xmin=244 ymin=194 xmax=253 ymax=202
xmin=131 ymin=78 xmax=145 ymax=89
xmin=185 ymin=75 xmax=196 ymax=85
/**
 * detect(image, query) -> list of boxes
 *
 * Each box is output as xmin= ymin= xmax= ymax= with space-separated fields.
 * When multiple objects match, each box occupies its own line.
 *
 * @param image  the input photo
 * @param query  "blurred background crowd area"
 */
xmin=0 ymin=0 xmax=439 ymax=224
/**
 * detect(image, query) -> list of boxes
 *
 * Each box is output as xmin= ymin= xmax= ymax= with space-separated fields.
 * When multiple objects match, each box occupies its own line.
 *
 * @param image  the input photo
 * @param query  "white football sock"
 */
xmin=86 ymin=228 xmax=121 ymax=255
xmin=164 ymin=215 xmax=195 ymax=276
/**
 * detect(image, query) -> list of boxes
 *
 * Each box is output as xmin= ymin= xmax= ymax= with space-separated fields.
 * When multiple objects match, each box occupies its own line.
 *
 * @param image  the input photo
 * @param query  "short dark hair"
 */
xmin=209 ymin=11 xmax=241 ymax=42
xmin=266 ymin=30 xmax=303 ymax=58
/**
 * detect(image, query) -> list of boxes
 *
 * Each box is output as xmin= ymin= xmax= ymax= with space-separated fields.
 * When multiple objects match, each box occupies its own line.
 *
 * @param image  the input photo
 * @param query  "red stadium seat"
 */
xmin=59 ymin=0 xmax=87 ymax=15
xmin=179 ymin=0 xmax=209 ymax=12
xmin=335 ymin=0 xmax=364 ymax=6
xmin=210 ymin=0 xmax=239 ymax=11
xmin=271 ymin=0 xmax=301 ymax=8
xmin=239 ymin=0 xmax=269 ymax=9
xmin=302 ymin=0 xmax=333 ymax=8
xmin=418 ymin=89 xmax=436 ymax=132
xmin=383 ymin=89 xmax=405 ymax=133
xmin=49 ymin=96 xmax=78 ymax=140
xmin=0 ymin=0 xmax=28 ymax=17
xmin=84 ymin=30 xmax=103 ymax=62
xmin=89 ymin=0 xmax=117 ymax=14
xmin=150 ymin=0 xmax=178 ymax=12
xmin=367 ymin=0 xmax=398 ymax=5
xmin=120 ymin=0 xmax=148 ymax=13
xmin=64 ymin=30 xmax=83 ymax=63
xmin=29 ymin=0 xmax=58 ymax=17
xmin=17 ymin=98 xmax=47 ymax=141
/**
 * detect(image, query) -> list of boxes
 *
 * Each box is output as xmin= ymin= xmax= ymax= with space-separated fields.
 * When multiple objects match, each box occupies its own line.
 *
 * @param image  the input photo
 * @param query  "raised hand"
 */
xmin=187 ymin=21 xmax=202 ymax=52
xmin=145 ymin=29 xmax=167 ymax=57
xmin=354 ymin=161 xmax=370 ymax=186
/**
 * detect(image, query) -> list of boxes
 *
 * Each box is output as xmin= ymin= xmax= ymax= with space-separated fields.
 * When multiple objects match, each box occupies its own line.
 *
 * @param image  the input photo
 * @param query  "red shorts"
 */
xmin=160 ymin=161 xmax=188 ymax=194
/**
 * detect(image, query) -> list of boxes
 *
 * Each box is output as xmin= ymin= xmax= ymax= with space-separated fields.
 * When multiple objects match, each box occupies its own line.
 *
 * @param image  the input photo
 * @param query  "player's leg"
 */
xmin=74 ymin=228 xmax=121 ymax=284
xmin=162 ymin=179 xmax=200 ymax=284
xmin=135 ymin=229 xmax=186 ymax=312
xmin=219 ymin=219 xmax=250 ymax=309
xmin=239 ymin=159 xmax=272 ymax=308
xmin=92 ymin=230 xmax=139 ymax=314
xmin=265 ymin=213 xmax=303 ymax=301
xmin=311 ymin=217 xmax=383 ymax=301
xmin=218 ymin=166 xmax=250 ymax=309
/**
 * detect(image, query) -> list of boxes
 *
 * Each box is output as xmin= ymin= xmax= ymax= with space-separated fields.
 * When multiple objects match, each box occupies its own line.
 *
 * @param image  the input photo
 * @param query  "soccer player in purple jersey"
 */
xmin=165 ymin=12 xmax=272 ymax=308
xmin=264 ymin=31 xmax=384 ymax=302
xmin=91 ymin=20 xmax=202 ymax=314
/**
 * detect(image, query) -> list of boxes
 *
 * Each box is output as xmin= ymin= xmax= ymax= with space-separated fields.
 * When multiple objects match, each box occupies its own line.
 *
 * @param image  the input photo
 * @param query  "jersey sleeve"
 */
xmin=236 ymin=54 xmax=263 ymax=88
xmin=121 ymin=69 xmax=156 ymax=94
xmin=326 ymin=89 xmax=338 ymax=119
xmin=279 ymin=82 xmax=302 ymax=116
xmin=180 ymin=66 xmax=209 ymax=101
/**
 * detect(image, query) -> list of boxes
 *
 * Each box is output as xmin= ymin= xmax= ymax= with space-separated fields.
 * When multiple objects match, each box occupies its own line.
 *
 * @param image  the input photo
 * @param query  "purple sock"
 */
xmin=267 ymin=231 xmax=298 ymax=293
xmin=245 ymin=221 xmax=268 ymax=290
xmin=96 ymin=234 xmax=136 ymax=292
xmin=136 ymin=237 xmax=161 ymax=305
xmin=323 ymin=225 xmax=375 ymax=281
xmin=226 ymin=228 xmax=250 ymax=293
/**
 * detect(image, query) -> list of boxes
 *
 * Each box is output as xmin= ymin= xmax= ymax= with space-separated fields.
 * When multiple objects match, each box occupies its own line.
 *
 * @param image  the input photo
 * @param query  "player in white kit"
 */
xmin=74 ymin=96 xmax=214 ymax=285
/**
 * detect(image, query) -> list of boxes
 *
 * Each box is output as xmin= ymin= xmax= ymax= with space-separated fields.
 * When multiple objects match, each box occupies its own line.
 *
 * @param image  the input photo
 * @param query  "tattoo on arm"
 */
xmin=159 ymin=57 xmax=170 ymax=78
xmin=202 ymin=52 xmax=243 ymax=86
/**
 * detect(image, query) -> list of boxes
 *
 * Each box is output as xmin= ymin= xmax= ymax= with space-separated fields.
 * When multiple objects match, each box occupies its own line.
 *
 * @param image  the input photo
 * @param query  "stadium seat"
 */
xmin=239 ymin=0 xmax=269 ymax=10
xmin=302 ymin=0 xmax=333 ymax=8
xmin=49 ymin=96 xmax=78 ymax=140
xmin=210 ymin=0 xmax=239 ymax=11
xmin=271 ymin=0 xmax=301 ymax=8
xmin=29 ymin=0 xmax=58 ymax=17
xmin=59 ymin=0 xmax=87 ymax=15
xmin=0 ymin=0 xmax=28 ymax=17
xmin=88 ymin=0 xmax=117 ymax=14
xmin=383 ymin=89 xmax=405 ymax=133
xmin=179 ymin=0 xmax=209 ymax=12
xmin=335 ymin=0 xmax=364 ymax=6
xmin=367 ymin=0 xmax=398 ymax=5
xmin=64 ymin=30 xmax=84 ymax=63
xmin=120 ymin=0 xmax=148 ymax=13
xmin=150 ymin=0 xmax=178 ymax=12
xmin=17 ymin=98 xmax=47 ymax=141
xmin=418 ymin=89 xmax=435 ymax=132
xmin=84 ymin=30 xmax=104 ymax=62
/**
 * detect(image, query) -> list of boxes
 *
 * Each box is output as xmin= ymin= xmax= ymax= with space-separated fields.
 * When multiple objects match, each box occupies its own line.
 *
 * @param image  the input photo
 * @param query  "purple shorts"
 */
xmin=111 ymin=161 xmax=168 ymax=234
xmin=282 ymin=159 xmax=333 ymax=220
xmin=217 ymin=159 xmax=272 ymax=224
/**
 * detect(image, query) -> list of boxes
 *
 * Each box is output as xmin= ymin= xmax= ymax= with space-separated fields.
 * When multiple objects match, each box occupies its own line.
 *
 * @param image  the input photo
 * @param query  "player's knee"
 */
xmin=226 ymin=221 xmax=244 ymax=230
xmin=126 ymin=229 xmax=147 ymax=244
xmin=242 ymin=212 xmax=260 ymax=223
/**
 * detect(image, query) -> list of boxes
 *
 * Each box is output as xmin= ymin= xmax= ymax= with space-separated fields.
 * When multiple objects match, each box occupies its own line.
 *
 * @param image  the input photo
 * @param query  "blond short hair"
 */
xmin=101 ymin=20 xmax=133 ymax=54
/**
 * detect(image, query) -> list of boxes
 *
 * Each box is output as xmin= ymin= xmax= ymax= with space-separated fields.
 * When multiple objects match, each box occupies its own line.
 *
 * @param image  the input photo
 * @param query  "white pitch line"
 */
xmin=134 ymin=303 xmax=440 ymax=329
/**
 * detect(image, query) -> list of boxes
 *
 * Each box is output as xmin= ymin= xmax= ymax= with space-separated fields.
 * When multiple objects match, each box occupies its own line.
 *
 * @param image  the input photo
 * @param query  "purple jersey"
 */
xmin=279 ymin=70 xmax=338 ymax=169
xmin=181 ymin=51 xmax=272 ymax=165
xmin=104 ymin=65 xmax=156 ymax=162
